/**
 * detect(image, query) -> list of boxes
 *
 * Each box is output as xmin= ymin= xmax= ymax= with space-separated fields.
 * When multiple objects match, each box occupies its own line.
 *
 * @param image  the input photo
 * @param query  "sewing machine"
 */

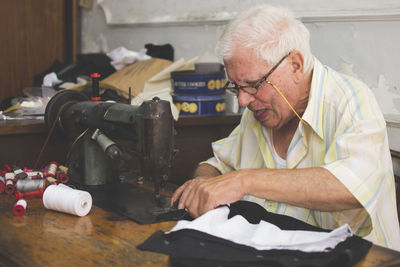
xmin=44 ymin=88 xmax=176 ymax=224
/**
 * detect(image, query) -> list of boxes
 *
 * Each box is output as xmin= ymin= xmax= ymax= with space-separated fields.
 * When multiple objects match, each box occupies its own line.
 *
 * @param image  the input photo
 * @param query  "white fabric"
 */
xmin=168 ymin=206 xmax=352 ymax=253
xmin=107 ymin=46 xmax=151 ymax=70
xmin=42 ymin=72 xmax=62 ymax=87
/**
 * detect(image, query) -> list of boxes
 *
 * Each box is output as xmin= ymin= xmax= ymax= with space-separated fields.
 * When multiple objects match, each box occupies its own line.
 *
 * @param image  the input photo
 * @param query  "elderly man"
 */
xmin=171 ymin=4 xmax=400 ymax=250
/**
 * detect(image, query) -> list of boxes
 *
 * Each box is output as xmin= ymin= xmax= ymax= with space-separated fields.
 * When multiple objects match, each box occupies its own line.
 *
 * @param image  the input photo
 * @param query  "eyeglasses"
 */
xmin=223 ymin=52 xmax=308 ymax=126
xmin=223 ymin=52 xmax=291 ymax=95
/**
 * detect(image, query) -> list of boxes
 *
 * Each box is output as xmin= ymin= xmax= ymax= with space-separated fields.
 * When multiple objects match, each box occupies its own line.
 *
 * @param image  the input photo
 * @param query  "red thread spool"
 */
xmin=14 ymin=190 xmax=23 ymax=200
xmin=14 ymin=188 xmax=44 ymax=200
xmin=0 ymin=178 xmax=5 ymax=194
xmin=13 ymin=199 xmax=27 ymax=216
xmin=90 ymin=73 xmax=101 ymax=101
xmin=47 ymin=162 xmax=58 ymax=178
xmin=3 ymin=165 xmax=11 ymax=173
xmin=5 ymin=172 xmax=16 ymax=183
xmin=5 ymin=179 xmax=15 ymax=194
xmin=59 ymin=165 xmax=68 ymax=173
xmin=58 ymin=173 xmax=70 ymax=184
xmin=27 ymin=172 xmax=43 ymax=180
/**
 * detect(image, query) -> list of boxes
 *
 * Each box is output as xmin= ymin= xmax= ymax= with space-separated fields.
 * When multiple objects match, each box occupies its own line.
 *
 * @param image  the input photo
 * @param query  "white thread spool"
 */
xmin=14 ymin=199 xmax=27 ymax=216
xmin=59 ymin=165 xmax=68 ymax=173
xmin=27 ymin=172 xmax=43 ymax=179
xmin=13 ymin=168 xmax=27 ymax=180
xmin=5 ymin=172 xmax=15 ymax=181
xmin=43 ymin=184 xmax=92 ymax=216
xmin=16 ymin=179 xmax=44 ymax=193
xmin=46 ymin=176 xmax=58 ymax=185
xmin=47 ymin=162 xmax=58 ymax=178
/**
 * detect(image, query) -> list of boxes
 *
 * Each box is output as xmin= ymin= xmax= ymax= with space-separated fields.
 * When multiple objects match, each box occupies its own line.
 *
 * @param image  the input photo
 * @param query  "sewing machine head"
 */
xmin=44 ymin=89 xmax=175 ymax=223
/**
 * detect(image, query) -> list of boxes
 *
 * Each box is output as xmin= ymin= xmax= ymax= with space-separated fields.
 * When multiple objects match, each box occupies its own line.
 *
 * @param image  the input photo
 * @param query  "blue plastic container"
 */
xmin=173 ymin=94 xmax=226 ymax=115
xmin=171 ymin=63 xmax=226 ymax=95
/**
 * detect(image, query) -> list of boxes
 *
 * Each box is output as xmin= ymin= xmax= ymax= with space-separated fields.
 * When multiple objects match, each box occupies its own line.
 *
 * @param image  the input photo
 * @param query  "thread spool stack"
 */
xmin=42 ymin=162 xmax=69 ymax=185
xmin=2 ymin=161 xmax=81 ymax=216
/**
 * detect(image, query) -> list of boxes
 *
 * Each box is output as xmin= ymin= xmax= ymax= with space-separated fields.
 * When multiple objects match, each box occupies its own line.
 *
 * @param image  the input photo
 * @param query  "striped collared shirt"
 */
xmin=205 ymin=57 xmax=400 ymax=250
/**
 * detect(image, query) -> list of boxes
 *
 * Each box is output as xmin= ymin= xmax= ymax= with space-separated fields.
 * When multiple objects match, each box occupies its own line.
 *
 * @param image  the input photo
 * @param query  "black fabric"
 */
xmin=155 ymin=208 xmax=192 ymax=222
xmin=138 ymin=201 xmax=372 ymax=267
xmin=57 ymin=53 xmax=116 ymax=84
xmin=145 ymin=43 xmax=174 ymax=61
xmin=228 ymin=200 xmax=327 ymax=232
xmin=33 ymin=53 xmax=116 ymax=89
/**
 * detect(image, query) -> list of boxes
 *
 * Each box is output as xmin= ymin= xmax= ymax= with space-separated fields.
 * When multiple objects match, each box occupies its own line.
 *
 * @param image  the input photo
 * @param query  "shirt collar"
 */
xmin=301 ymin=57 xmax=327 ymax=140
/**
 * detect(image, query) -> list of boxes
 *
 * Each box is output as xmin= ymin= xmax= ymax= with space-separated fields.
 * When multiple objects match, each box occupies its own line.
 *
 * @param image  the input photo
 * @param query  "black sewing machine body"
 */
xmin=44 ymin=89 xmax=176 ymax=224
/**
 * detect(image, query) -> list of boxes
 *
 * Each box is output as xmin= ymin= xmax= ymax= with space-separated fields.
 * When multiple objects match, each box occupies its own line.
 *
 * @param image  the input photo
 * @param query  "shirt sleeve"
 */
xmin=321 ymin=80 xmax=393 ymax=208
xmin=320 ymin=77 xmax=398 ymax=244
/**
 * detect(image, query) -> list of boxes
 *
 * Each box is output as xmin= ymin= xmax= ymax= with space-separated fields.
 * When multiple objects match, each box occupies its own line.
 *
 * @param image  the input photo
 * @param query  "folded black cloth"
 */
xmin=138 ymin=200 xmax=372 ymax=267
xmin=34 ymin=53 xmax=116 ymax=88
xmin=145 ymin=43 xmax=174 ymax=61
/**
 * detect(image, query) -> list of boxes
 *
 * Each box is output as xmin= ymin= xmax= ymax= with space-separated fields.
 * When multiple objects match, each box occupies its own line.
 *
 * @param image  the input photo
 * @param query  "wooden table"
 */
xmin=0 ymin=196 xmax=175 ymax=267
xmin=0 ymin=196 xmax=400 ymax=267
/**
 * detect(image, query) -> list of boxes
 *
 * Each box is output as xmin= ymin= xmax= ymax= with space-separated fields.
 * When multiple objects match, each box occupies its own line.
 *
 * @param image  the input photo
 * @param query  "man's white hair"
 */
xmin=216 ymin=4 xmax=314 ymax=73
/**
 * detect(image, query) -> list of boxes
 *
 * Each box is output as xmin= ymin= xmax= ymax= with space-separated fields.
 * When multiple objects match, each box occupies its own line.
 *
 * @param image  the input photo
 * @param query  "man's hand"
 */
xmin=171 ymin=171 xmax=247 ymax=218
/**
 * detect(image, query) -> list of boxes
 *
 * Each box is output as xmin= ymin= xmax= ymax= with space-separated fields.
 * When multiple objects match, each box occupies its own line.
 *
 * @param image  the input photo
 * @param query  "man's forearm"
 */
xmin=242 ymin=167 xmax=362 ymax=211
xmin=173 ymin=164 xmax=362 ymax=217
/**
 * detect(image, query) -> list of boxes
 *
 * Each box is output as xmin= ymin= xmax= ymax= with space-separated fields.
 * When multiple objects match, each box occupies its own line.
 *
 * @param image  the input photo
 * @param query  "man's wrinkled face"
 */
xmin=224 ymin=48 xmax=297 ymax=129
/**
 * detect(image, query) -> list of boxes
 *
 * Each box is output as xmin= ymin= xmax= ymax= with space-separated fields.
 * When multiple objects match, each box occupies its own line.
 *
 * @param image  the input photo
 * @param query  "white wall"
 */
xmin=80 ymin=0 xmax=400 ymax=119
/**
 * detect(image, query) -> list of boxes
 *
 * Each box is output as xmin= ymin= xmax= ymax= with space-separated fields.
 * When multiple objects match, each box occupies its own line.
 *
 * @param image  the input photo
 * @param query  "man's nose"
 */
xmin=237 ymin=90 xmax=255 ymax=107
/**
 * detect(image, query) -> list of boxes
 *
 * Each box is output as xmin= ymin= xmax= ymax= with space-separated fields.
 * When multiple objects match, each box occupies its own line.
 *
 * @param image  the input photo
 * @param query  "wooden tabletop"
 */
xmin=0 ymin=119 xmax=47 ymax=135
xmin=0 ymin=196 xmax=175 ymax=267
xmin=0 ymin=195 xmax=400 ymax=267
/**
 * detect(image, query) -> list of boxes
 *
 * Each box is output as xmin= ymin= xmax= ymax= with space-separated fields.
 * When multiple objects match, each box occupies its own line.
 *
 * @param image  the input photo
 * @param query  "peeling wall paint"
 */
xmin=373 ymin=74 xmax=400 ymax=115
xmin=80 ymin=1 xmax=400 ymax=121
xmin=96 ymin=0 xmax=400 ymax=25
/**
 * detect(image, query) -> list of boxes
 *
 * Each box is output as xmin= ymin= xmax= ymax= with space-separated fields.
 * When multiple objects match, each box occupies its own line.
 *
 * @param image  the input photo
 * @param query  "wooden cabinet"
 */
xmin=0 ymin=0 xmax=77 ymax=101
xmin=171 ymin=114 xmax=241 ymax=184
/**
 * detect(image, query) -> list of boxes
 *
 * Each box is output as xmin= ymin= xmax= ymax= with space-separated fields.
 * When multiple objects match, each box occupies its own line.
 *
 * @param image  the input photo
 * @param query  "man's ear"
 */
xmin=290 ymin=50 xmax=304 ymax=83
